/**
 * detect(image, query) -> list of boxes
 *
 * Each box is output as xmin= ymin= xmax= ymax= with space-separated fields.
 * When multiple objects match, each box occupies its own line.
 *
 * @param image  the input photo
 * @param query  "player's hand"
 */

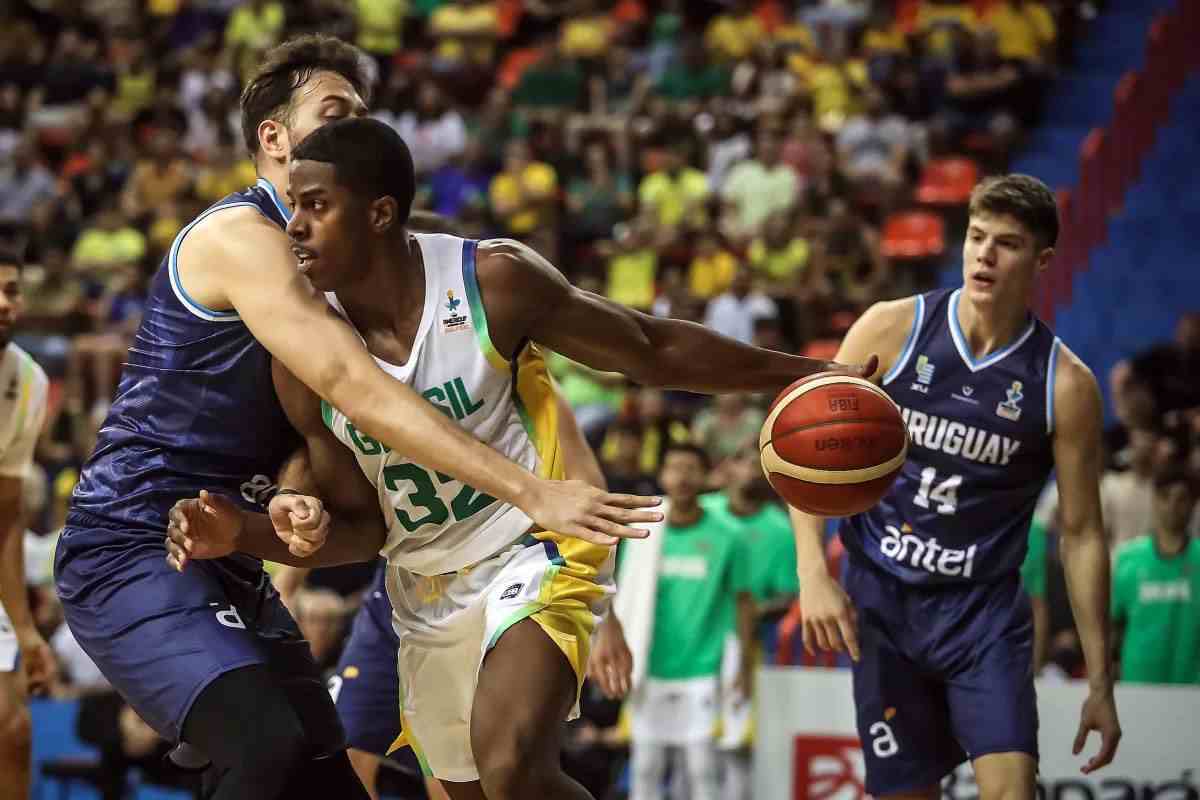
xmin=268 ymin=492 xmax=330 ymax=558
xmin=15 ymin=628 xmax=57 ymax=696
xmin=523 ymin=479 xmax=663 ymax=547
xmin=799 ymin=571 xmax=860 ymax=662
xmin=813 ymin=354 xmax=880 ymax=381
xmin=166 ymin=490 xmax=244 ymax=571
xmin=1074 ymin=686 xmax=1121 ymax=774
xmin=589 ymin=613 xmax=633 ymax=699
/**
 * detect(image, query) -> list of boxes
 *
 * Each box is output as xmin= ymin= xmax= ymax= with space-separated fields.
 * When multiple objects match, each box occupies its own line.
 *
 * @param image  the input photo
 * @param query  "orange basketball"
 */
xmin=759 ymin=375 xmax=908 ymax=516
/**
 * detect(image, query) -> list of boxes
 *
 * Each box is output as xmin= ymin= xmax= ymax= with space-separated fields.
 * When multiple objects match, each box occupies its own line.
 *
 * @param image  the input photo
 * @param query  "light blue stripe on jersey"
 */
xmin=947 ymin=289 xmax=1036 ymax=372
xmin=882 ymin=294 xmax=926 ymax=385
xmin=256 ymin=177 xmax=292 ymax=222
xmin=167 ymin=203 xmax=258 ymax=322
xmin=1045 ymin=336 xmax=1061 ymax=433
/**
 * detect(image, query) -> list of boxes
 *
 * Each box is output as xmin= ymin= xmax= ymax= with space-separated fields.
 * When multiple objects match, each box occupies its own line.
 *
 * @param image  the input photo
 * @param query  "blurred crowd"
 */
xmin=5 ymin=0 xmax=1195 ymax=798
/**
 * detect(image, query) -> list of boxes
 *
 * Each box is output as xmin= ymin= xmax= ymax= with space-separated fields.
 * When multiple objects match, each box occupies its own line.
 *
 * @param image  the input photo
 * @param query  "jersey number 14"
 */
xmin=914 ymin=467 xmax=961 ymax=515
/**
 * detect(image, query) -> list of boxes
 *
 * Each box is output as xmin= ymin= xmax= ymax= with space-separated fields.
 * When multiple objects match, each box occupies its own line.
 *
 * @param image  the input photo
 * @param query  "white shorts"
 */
xmin=0 ymin=606 xmax=17 ymax=672
xmin=386 ymin=534 xmax=614 ymax=782
xmin=629 ymin=676 xmax=722 ymax=746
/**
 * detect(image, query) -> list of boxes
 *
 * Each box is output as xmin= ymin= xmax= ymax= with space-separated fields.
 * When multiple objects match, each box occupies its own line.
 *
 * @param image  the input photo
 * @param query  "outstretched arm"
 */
xmin=475 ymin=240 xmax=875 ymax=395
xmin=177 ymin=212 xmax=661 ymax=545
xmin=1053 ymin=345 xmax=1121 ymax=774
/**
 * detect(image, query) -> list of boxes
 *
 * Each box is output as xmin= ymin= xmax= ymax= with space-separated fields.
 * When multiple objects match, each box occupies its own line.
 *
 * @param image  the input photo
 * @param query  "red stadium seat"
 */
xmin=915 ymin=157 xmax=980 ymax=206
xmin=880 ymin=210 xmax=945 ymax=260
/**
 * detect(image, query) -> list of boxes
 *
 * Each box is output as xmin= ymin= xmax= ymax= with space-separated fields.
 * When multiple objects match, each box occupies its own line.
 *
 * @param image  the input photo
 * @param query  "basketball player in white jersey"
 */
xmin=0 ymin=249 xmax=55 ymax=800
xmin=165 ymin=117 xmax=870 ymax=800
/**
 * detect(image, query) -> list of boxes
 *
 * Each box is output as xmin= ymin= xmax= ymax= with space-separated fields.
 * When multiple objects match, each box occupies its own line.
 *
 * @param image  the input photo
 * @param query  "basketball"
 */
xmin=759 ymin=375 xmax=908 ymax=516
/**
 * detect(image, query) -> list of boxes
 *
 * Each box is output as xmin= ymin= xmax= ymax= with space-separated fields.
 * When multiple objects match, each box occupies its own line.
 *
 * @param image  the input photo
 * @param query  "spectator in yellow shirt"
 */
xmin=489 ymin=138 xmax=558 ymax=254
xmin=430 ymin=0 xmax=501 ymax=68
xmin=688 ymin=232 xmax=738 ymax=300
xmin=986 ymin=0 xmax=1057 ymax=66
xmin=602 ymin=216 xmax=660 ymax=310
xmin=637 ymin=143 xmax=709 ymax=233
xmin=71 ymin=208 xmax=146 ymax=277
xmin=916 ymin=0 xmax=978 ymax=60
xmin=705 ymin=0 xmax=766 ymax=64
xmin=354 ymin=0 xmax=410 ymax=79
xmin=224 ymin=0 xmax=286 ymax=79
xmin=748 ymin=210 xmax=810 ymax=291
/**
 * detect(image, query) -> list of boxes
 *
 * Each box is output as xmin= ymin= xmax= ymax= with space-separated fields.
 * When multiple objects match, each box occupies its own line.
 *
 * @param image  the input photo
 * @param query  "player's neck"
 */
xmin=256 ymin=161 xmax=288 ymax=203
xmin=668 ymin=500 xmax=703 ymax=527
xmin=1152 ymin=526 xmax=1188 ymax=558
xmin=338 ymin=232 xmax=423 ymax=330
xmin=955 ymin=292 xmax=1030 ymax=360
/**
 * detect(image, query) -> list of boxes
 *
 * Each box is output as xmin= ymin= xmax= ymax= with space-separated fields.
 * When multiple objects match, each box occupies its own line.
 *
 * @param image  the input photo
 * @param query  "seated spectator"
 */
xmin=601 ymin=216 xmax=659 ymax=311
xmin=565 ymin=139 xmax=633 ymax=245
xmin=120 ymin=128 xmax=193 ymax=224
xmin=70 ymin=208 xmax=146 ymax=279
xmin=0 ymin=140 xmax=57 ymax=226
xmin=705 ymin=0 xmax=766 ymax=64
xmin=916 ymin=0 xmax=979 ymax=62
xmin=511 ymin=43 xmax=586 ymax=111
xmin=224 ymin=0 xmax=287 ymax=80
xmin=836 ymin=87 xmax=916 ymax=190
xmin=422 ymin=140 xmax=493 ymax=221
xmin=587 ymin=45 xmax=651 ymax=120
xmin=66 ymin=140 xmax=130 ymax=221
xmin=1102 ymin=427 xmax=1159 ymax=551
xmin=934 ymin=28 xmax=1022 ymax=154
xmin=195 ymin=141 xmax=258 ymax=204
xmin=687 ymin=232 xmax=737 ymax=300
xmin=637 ymin=141 xmax=709 ymax=234
xmin=986 ymin=0 xmax=1057 ymax=68
xmin=1125 ymin=312 xmax=1200 ymax=419
xmin=430 ymin=0 xmax=501 ymax=70
xmin=729 ymin=41 xmax=801 ymax=119
xmin=599 ymin=422 xmax=660 ymax=496
xmin=748 ymin=210 xmax=811 ymax=292
xmin=812 ymin=197 xmax=887 ymax=308
xmin=656 ymin=38 xmax=731 ymax=103
xmin=722 ymin=127 xmax=798 ymax=238
xmin=26 ymin=27 xmax=114 ymax=133
xmin=692 ymin=393 xmax=765 ymax=467
xmin=559 ymin=0 xmax=613 ymax=63
xmin=381 ymin=79 xmax=467 ymax=176
xmin=703 ymin=265 xmax=779 ymax=344
xmin=702 ymin=101 xmax=752 ymax=193
xmin=488 ymin=137 xmax=558 ymax=243
xmin=1112 ymin=467 xmax=1200 ymax=685
xmin=353 ymin=0 xmax=409 ymax=80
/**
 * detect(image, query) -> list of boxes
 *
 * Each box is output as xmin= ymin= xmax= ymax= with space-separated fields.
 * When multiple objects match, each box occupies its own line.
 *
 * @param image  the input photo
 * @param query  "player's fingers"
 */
xmin=860 ymin=354 xmax=880 ymax=379
xmin=600 ymin=493 xmax=663 ymax=510
xmin=801 ymin=620 xmax=816 ymax=656
xmin=1084 ymin=728 xmax=1121 ymax=774
xmin=1072 ymin=720 xmax=1089 ymax=756
xmin=566 ymin=521 xmax=620 ymax=547
xmin=166 ymin=524 xmax=194 ymax=554
xmin=811 ymin=620 xmax=832 ymax=652
xmin=594 ymin=502 xmax=664 ymax=526
xmin=586 ymin=514 xmax=653 ymax=541
xmin=822 ymin=620 xmax=847 ymax=653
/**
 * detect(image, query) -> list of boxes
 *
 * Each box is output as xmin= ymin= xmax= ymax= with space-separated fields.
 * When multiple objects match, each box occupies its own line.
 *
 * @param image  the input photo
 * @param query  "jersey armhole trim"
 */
xmin=168 ymin=202 xmax=264 ymax=322
xmin=1046 ymin=336 xmax=1062 ymax=434
xmin=320 ymin=399 xmax=335 ymax=430
xmin=882 ymin=294 xmax=926 ymax=386
xmin=461 ymin=239 xmax=511 ymax=373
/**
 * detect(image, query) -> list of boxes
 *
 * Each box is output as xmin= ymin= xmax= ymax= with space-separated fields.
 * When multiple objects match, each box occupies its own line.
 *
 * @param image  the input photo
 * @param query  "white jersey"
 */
xmin=321 ymin=235 xmax=566 ymax=576
xmin=0 ymin=342 xmax=48 ymax=666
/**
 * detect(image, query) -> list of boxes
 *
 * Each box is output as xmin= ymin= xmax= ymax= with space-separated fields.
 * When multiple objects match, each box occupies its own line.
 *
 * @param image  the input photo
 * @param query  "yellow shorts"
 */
xmin=385 ymin=533 xmax=613 ymax=781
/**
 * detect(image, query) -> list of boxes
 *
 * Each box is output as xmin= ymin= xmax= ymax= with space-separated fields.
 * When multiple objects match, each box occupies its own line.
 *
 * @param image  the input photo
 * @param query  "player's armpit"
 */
xmin=474 ymin=239 xmax=869 ymax=395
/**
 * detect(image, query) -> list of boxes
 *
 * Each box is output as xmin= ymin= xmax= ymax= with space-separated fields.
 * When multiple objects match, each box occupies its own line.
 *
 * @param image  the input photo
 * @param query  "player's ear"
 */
xmin=258 ymin=119 xmax=289 ymax=163
xmin=1035 ymin=246 xmax=1055 ymax=274
xmin=370 ymin=196 xmax=398 ymax=233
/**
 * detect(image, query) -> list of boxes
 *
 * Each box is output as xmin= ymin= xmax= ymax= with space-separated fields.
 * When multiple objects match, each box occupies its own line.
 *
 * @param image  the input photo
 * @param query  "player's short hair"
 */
xmin=0 ymin=243 xmax=25 ymax=272
xmin=292 ymin=117 xmax=415 ymax=226
xmin=968 ymin=174 xmax=1059 ymax=249
xmin=239 ymin=34 xmax=372 ymax=156
xmin=662 ymin=441 xmax=712 ymax=471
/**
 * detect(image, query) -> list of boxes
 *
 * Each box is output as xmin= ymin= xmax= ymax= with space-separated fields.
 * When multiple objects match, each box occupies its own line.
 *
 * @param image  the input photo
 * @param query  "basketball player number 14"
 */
xmin=914 ymin=468 xmax=961 ymax=515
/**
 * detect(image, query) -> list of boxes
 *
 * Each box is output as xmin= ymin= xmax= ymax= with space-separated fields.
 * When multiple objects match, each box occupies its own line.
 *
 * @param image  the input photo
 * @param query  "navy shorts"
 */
xmin=329 ymin=571 xmax=402 ymax=758
xmin=844 ymin=557 xmax=1038 ymax=796
xmin=55 ymin=513 xmax=345 ymax=753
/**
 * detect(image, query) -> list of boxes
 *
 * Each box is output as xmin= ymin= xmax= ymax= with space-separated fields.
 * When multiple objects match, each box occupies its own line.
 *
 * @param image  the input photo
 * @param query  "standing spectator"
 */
xmin=625 ymin=444 xmax=754 ymax=800
xmin=704 ymin=265 xmax=778 ymax=344
xmin=1101 ymin=427 xmax=1159 ymax=551
xmin=1126 ymin=312 xmax=1200 ymax=418
xmin=1112 ymin=468 xmax=1200 ymax=685
xmin=0 ymin=141 xmax=56 ymax=226
xmin=721 ymin=127 xmax=799 ymax=237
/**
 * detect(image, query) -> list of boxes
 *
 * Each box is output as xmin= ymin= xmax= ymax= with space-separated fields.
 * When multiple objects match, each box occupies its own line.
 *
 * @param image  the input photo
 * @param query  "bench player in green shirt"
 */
xmin=1111 ymin=467 xmax=1200 ymax=685
xmin=630 ymin=443 xmax=755 ymax=800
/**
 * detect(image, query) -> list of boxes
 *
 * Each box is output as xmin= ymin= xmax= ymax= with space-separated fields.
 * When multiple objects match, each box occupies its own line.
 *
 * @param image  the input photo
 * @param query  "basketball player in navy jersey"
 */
xmin=53 ymin=36 xmax=664 ymax=800
xmin=793 ymin=175 xmax=1121 ymax=798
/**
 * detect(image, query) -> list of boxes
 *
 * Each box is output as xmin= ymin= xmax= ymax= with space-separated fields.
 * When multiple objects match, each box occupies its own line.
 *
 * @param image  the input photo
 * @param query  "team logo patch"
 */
xmin=442 ymin=289 xmax=471 ymax=332
xmin=996 ymin=380 xmax=1024 ymax=421
xmin=910 ymin=355 xmax=935 ymax=394
xmin=952 ymin=384 xmax=979 ymax=405
xmin=500 ymin=582 xmax=523 ymax=600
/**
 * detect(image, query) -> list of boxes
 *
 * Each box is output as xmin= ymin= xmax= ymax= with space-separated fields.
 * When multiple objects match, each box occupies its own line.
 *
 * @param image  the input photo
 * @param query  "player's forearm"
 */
xmin=790 ymin=507 xmax=830 ymax=581
xmin=0 ymin=519 xmax=35 ymax=634
xmin=1059 ymin=527 xmax=1114 ymax=689
xmin=634 ymin=316 xmax=840 ymax=394
xmin=235 ymin=510 xmax=384 ymax=568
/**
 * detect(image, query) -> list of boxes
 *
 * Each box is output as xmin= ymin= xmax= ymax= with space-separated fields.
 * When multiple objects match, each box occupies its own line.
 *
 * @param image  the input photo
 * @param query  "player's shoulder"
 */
xmin=4 ymin=343 xmax=49 ymax=395
xmin=1050 ymin=340 xmax=1101 ymax=418
xmin=855 ymin=295 xmax=923 ymax=340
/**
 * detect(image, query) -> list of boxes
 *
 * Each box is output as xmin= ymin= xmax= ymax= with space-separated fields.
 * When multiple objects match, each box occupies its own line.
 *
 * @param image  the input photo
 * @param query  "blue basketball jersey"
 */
xmin=841 ymin=288 xmax=1060 ymax=585
xmin=64 ymin=178 xmax=300 ymax=576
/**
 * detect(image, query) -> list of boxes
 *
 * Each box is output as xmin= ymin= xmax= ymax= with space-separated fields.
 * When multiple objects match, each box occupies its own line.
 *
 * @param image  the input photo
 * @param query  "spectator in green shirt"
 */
xmin=1020 ymin=517 xmax=1049 ymax=673
xmin=1112 ymin=467 xmax=1200 ymax=685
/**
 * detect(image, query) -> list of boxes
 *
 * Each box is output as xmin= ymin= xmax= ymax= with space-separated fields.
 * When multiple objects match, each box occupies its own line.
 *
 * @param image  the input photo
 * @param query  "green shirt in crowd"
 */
xmin=1112 ymin=536 xmax=1200 ymax=685
xmin=1019 ymin=519 xmax=1048 ymax=600
xmin=647 ymin=510 xmax=751 ymax=681
xmin=700 ymin=492 xmax=798 ymax=602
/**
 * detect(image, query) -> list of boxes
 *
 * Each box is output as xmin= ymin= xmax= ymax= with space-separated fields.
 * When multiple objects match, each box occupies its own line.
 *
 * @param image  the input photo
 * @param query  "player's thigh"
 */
xmin=973 ymin=752 xmax=1037 ymax=800
xmin=439 ymin=780 xmax=487 ymax=800
xmin=347 ymin=748 xmax=381 ymax=796
xmin=58 ymin=555 xmax=273 ymax=740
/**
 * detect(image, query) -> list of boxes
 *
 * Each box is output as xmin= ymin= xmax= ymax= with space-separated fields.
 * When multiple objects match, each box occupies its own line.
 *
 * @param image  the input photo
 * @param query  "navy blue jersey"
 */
xmin=841 ymin=288 xmax=1060 ymax=585
xmin=64 ymin=178 xmax=300 ymax=578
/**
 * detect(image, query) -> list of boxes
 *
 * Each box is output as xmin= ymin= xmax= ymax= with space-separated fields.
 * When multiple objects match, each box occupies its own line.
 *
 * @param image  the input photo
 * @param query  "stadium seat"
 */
xmin=914 ymin=157 xmax=979 ymax=206
xmin=880 ymin=210 xmax=945 ymax=260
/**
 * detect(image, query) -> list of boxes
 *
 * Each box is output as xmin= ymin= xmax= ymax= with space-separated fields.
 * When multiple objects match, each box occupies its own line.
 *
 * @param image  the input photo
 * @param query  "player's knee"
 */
xmin=0 ymin=703 xmax=33 ymax=759
xmin=474 ymin=729 xmax=552 ymax=800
